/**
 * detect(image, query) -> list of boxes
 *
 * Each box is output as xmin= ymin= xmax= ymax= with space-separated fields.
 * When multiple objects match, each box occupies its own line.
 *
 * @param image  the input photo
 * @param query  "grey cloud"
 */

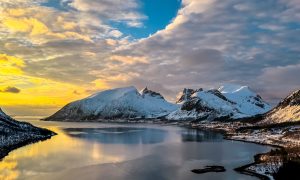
xmin=0 ymin=86 xmax=21 ymax=93
xmin=256 ymin=63 xmax=300 ymax=104
xmin=112 ymin=0 xmax=300 ymax=103
xmin=24 ymin=54 xmax=105 ymax=84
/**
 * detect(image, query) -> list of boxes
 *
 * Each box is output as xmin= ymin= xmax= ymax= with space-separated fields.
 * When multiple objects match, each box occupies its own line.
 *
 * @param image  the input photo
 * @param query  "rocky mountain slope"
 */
xmin=45 ymin=86 xmax=178 ymax=121
xmin=259 ymin=89 xmax=300 ymax=124
xmin=167 ymin=84 xmax=271 ymax=121
xmin=0 ymin=108 xmax=55 ymax=158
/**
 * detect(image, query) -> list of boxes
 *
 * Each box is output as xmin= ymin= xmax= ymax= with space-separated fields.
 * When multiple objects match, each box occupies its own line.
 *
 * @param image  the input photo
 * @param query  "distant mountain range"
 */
xmin=47 ymin=84 xmax=300 ymax=122
xmin=167 ymin=84 xmax=271 ymax=121
xmin=0 ymin=108 xmax=55 ymax=158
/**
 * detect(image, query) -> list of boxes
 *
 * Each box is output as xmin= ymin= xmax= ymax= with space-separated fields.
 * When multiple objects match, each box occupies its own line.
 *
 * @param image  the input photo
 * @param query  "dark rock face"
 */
xmin=274 ymin=161 xmax=300 ymax=180
xmin=141 ymin=87 xmax=164 ymax=99
xmin=176 ymin=88 xmax=203 ymax=103
xmin=181 ymin=98 xmax=214 ymax=113
xmin=249 ymin=95 xmax=266 ymax=109
xmin=207 ymin=89 xmax=234 ymax=103
xmin=191 ymin=166 xmax=226 ymax=174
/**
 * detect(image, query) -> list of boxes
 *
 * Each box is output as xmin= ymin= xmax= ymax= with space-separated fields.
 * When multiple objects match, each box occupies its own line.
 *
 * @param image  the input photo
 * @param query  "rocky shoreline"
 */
xmin=0 ymin=109 xmax=57 ymax=160
xmin=189 ymin=121 xmax=300 ymax=180
xmin=0 ymin=133 xmax=54 ymax=160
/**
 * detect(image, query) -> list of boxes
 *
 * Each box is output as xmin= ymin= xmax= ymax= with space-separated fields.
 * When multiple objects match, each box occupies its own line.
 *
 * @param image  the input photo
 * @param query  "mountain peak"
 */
xmin=141 ymin=86 xmax=148 ymax=92
xmin=218 ymin=84 xmax=251 ymax=94
xmin=176 ymin=88 xmax=203 ymax=104
xmin=45 ymin=86 xmax=176 ymax=121
xmin=168 ymin=84 xmax=271 ymax=121
xmin=88 ymin=86 xmax=138 ymax=99
xmin=260 ymin=89 xmax=300 ymax=124
xmin=141 ymin=87 xmax=164 ymax=99
xmin=278 ymin=89 xmax=300 ymax=108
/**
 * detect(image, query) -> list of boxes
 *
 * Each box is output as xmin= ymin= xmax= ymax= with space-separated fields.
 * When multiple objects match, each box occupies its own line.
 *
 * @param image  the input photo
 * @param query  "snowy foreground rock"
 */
xmin=0 ymin=108 xmax=55 ymax=158
xmin=167 ymin=84 xmax=271 ymax=121
xmin=45 ymin=84 xmax=271 ymax=122
xmin=45 ymin=86 xmax=178 ymax=121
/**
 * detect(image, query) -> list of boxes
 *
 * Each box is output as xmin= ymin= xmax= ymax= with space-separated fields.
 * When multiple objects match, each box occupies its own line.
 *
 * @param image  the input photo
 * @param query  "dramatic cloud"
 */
xmin=113 ymin=0 xmax=300 ymax=102
xmin=0 ymin=0 xmax=299 ymax=115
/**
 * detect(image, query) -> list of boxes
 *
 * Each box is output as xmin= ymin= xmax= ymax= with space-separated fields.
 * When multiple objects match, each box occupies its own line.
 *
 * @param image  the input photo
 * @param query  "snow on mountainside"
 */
xmin=219 ymin=84 xmax=271 ymax=115
xmin=167 ymin=84 xmax=271 ymax=121
xmin=45 ymin=86 xmax=178 ymax=121
xmin=259 ymin=89 xmax=300 ymax=124
xmin=0 ymin=108 xmax=54 ymax=158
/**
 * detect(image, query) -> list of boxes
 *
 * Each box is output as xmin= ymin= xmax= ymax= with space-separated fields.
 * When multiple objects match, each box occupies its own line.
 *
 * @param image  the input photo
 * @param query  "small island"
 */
xmin=191 ymin=166 xmax=226 ymax=174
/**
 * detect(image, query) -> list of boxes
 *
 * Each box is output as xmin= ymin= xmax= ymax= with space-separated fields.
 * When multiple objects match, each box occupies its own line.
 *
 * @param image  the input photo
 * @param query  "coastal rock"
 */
xmin=191 ymin=166 xmax=226 ymax=174
xmin=0 ymin=108 xmax=55 ymax=158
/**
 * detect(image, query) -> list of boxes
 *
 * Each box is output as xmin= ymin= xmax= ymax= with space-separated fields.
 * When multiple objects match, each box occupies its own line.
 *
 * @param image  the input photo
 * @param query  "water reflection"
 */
xmin=0 ymin=121 xmax=271 ymax=180
xmin=63 ymin=127 xmax=168 ymax=144
xmin=0 ymin=126 xmax=128 ymax=180
xmin=180 ymin=129 xmax=223 ymax=142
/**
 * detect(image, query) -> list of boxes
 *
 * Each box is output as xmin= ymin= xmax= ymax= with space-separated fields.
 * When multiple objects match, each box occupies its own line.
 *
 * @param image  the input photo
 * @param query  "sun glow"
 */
xmin=0 ymin=54 xmax=94 ymax=115
xmin=0 ymin=126 xmax=125 ymax=180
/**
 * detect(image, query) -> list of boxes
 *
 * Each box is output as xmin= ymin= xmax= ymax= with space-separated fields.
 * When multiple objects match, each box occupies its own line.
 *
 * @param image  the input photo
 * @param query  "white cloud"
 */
xmin=68 ymin=0 xmax=147 ymax=27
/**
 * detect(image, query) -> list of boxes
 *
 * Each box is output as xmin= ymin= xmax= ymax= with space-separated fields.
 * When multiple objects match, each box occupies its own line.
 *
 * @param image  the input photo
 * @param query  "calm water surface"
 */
xmin=0 ymin=118 xmax=272 ymax=180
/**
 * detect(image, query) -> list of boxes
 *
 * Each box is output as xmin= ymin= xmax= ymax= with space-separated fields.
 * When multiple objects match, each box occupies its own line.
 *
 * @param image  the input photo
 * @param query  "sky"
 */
xmin=0 ymin=0 xmax=299 ymax=116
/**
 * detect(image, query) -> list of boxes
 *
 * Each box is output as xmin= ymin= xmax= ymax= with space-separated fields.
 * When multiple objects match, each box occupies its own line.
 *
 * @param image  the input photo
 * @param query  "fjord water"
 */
xmin=0 ymin=119 xmax=271 ymax=180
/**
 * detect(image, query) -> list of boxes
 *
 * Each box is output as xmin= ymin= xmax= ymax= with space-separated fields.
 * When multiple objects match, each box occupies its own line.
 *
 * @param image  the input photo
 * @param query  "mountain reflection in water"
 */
xmin=0 ymin=121 xmax=271 ymax=180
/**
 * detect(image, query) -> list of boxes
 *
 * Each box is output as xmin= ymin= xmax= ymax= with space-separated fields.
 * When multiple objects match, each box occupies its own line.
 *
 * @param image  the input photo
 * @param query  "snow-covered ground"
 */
xmin=192 ymin=121 xmax=300 ymax=148
xmin=219 ymin=84 xmax=271 ymax=115
xmin=246 ymin=163 xmax=281 ymax=180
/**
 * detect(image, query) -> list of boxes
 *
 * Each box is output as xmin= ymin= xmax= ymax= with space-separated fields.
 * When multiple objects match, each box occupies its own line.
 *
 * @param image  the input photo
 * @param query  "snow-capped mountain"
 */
xmin=218 ymin=84 xmax=271 ymax=115
xmin=167 ymin=84 xmax=271 ymax=121
xmin=45 ymin=86 xmax=178 ymax=121
xmin=176 ymin=88 xmax=203 ymax=104
xmin=259 ymin=89 xmax=300 ymax=124
xmin=0 ymin=108 xmax=54 ymax=158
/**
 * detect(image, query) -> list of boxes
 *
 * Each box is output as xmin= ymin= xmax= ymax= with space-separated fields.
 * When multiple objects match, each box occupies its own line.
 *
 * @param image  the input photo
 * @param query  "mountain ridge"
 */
xmin=258 ymin=89 xmax=300 ymax=124
xmin=167 ymin=84 xmax=271 ymax=121
xmin=45 ymin=84 xmax=272 ymax=122
xmin=45 ymin=86 xmax=177 ymax=121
